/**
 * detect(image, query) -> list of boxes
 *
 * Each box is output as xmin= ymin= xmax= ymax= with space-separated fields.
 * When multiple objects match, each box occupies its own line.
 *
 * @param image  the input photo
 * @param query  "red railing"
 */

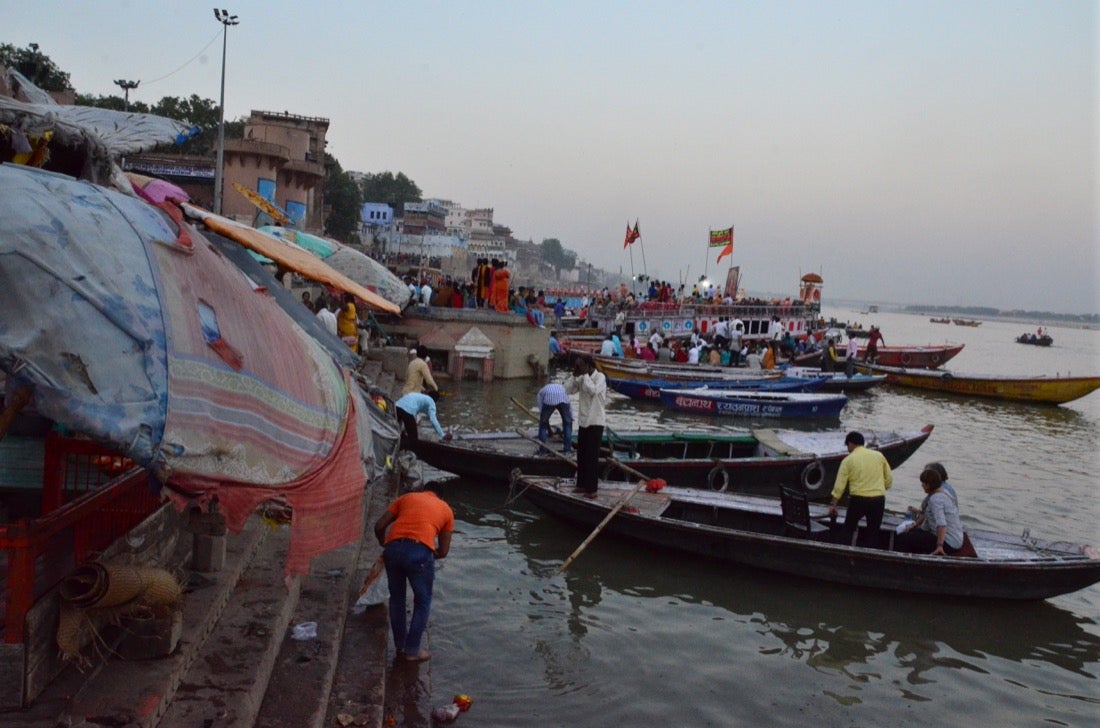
xmin=1 ymin=435 xmax=161 ymax=644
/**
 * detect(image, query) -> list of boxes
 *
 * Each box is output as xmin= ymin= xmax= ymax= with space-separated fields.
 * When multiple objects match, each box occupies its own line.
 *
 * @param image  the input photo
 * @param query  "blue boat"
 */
xmin=781 ymin=367 xmax=887 ymax=392
xmin=658 ymin=387 xmax=848 ymax=419
xmin=608 ymin=375 xmax=826 ymax=401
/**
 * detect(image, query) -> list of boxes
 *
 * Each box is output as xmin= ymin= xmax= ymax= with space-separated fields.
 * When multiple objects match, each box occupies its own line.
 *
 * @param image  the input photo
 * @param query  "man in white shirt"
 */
xmin=845 ymin=337 xmax=860 ymax=377
xmin=315 ymin=300 xmax=338 ymax=336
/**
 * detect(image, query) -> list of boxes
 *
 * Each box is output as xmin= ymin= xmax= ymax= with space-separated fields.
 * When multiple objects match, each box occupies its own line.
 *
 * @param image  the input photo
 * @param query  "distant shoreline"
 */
xmin=825 ymin=303 xmax=1099 ymax=331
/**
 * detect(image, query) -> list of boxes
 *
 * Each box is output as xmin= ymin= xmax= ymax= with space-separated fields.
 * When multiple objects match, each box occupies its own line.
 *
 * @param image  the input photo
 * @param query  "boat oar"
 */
xmin=512 ymin=428 xmax=659 ymax=573
xmin=510 ymin=395 xmax=562 ymax=438
xmin=556 ymin=478 xmax=652 ymax=574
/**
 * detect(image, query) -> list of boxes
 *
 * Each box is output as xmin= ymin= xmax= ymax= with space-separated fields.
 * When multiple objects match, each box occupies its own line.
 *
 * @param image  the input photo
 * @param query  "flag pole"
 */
xmin=629 ymin=245 xmax=636 ymax=297
xmin=704 ymin=226 xmax=712 ymax=290
xmin=636 ymin=219 xmax=648 ymax=281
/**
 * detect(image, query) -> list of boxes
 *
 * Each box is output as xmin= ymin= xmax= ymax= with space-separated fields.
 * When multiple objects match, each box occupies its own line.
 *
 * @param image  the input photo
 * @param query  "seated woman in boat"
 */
xmin=894 ymin=469 xmax=965 ymax=556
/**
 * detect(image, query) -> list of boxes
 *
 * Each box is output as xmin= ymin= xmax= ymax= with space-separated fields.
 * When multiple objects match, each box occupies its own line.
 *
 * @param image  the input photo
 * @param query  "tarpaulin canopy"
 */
xmin=258 ymin=226 xmax=411 ymax=311
xmin=185 ymin=205 xmax=400 ymax=315
xmin=0 ymin=163 xmax=384 ymax=572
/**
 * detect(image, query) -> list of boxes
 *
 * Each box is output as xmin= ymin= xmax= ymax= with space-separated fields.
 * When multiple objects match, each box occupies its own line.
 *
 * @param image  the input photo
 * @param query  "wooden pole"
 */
xmin=512 ymin=428 xmax=658 ymax=573
xmin=510 ymin=396 xmax=559 ymax=438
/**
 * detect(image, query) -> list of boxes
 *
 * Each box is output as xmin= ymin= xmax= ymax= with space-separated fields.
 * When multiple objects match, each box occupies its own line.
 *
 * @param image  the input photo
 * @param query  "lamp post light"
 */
xmin=213 ymin=8 xmax=239 ymax=215
xmin=113 ymin=79 xmax=139 ymax=112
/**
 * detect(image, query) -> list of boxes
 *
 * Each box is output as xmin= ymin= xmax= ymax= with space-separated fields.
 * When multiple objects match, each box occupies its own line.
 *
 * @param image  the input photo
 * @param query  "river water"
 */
xmin=410 ymin=309 xmax=1100 ymax=726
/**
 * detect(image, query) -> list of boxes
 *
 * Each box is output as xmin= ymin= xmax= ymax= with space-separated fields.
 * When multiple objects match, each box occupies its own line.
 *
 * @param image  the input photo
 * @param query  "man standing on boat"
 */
xmin=828 ymin=431 xmax=893 ymax=548
xmin=564 ymin=356 xmax=607 ymax=499
xmin=845 ymin=336 xmax=860 ymax=377
xmin=536 ymin=377 xmax=573 ymax=455
xmin=866 ymin=326 xmax=884 ymax=363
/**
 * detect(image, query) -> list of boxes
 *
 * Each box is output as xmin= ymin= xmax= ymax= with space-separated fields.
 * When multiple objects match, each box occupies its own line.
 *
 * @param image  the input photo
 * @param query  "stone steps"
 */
xmin=8 ymin=472 xmax=431 ymax=728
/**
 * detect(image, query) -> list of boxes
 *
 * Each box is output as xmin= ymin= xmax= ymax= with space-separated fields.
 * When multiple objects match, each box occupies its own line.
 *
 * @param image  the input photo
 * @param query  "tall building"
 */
xmin=221 ymin=110 xmax=329 ymax=230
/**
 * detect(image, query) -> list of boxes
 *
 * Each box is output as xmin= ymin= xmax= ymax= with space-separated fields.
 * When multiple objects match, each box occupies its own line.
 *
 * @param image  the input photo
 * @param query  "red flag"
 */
xmin=623 ymin=220 xmax=641 ymax=248
xmin=716 ymin=226 xmax=734 ymax=263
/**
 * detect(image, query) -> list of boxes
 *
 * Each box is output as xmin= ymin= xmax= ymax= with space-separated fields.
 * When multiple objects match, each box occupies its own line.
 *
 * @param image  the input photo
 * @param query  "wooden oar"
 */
xmin=512 ymin=428 xmax=656 ymax=573
xmin=510 ymin=395 xmax=562 ymax=438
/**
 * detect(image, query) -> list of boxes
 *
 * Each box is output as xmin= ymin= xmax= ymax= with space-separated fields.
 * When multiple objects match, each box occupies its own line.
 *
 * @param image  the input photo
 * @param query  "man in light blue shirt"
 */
xmin=395 ymin=391 xmax=451 ymax=448
xmin=536 ymin=380 xmax=573 ymax=454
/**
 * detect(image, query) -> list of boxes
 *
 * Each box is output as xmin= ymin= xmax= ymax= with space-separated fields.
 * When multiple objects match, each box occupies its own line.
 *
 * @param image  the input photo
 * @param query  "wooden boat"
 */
xmin=856 ymin=343 xmax=964 ymax=368
xmin=845 ymin=327 xmax=870 ymax=338
xmin=858 ymin=364 xmax=1100 ymax=405
xmin=930 ymin=317 xmax=951 ymax=324
xmin=1016 ymin=333 xmax=1053 ymax=347
xmin=410 ymin=425 xmax=934 ymax=498
xmin=781 ymin=367 xmax=887 ymax=392
xmin=658 ymin=387 xmax=848 ymax=419
xmin=593 ymin=355 xmax=782 ymax=383
xmin=953 ymin=319 xmax=982 ymax=327
xmin=514 ymin=475 xmax=1100 ymax=600
xmin=608 ymin=375 xmax=823 ymax=401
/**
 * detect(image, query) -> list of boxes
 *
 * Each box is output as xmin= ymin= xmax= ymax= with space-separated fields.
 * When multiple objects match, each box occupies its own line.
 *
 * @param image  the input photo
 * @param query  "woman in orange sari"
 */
xmin=492 ymin=262 xmax=511 ymax=313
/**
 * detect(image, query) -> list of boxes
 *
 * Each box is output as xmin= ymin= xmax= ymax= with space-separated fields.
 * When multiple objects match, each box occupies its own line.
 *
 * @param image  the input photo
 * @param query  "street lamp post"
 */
xmin=113 ymin=79 xmax=139 ymax=112
xmin=213 ymin=8 xmax=239 ymax=215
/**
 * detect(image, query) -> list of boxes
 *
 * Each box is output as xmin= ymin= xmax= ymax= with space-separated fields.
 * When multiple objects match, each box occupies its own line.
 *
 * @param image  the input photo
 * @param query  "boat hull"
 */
xmin=864 ymin=365 xmax=1100 ymax=405
xmin=519 ymin=477 xmax=1100 ymax=600
xmin=411 ymin=426 xmax=933 ymax=498
xmin=608 ymin=376 xmax=821 ymax=400
xmin=659 ymin=389 xmax=848 ymax=419
xmin=856 ymin=344 xmax=964 ymax=368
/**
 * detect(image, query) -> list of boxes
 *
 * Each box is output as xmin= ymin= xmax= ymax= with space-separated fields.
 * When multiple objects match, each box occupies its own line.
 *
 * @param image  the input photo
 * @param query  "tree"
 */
xmin=324 ymin=154 xmax=364 ymax=244
xmin=0 ymin=42 xmax=71 ymax=91
xmin=358 ymin=171 xmax=422 ymax=211
xmin=540 ymin=238 xmax=575 ymax=274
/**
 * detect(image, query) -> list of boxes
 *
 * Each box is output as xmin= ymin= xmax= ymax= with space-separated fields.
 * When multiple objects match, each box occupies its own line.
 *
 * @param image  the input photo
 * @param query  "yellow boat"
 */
xmin=860 ymin=364 xmax=1100 ymax=405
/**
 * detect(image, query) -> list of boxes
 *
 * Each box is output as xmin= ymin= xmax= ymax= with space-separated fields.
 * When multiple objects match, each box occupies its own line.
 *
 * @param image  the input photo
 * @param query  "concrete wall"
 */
xmin=393 ymin=309 xmax=548 ymax=380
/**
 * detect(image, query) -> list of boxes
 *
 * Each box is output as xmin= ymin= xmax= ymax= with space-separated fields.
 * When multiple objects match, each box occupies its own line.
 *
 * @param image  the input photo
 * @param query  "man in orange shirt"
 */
xmin=373 ymin=488 xmax=454 ymax=662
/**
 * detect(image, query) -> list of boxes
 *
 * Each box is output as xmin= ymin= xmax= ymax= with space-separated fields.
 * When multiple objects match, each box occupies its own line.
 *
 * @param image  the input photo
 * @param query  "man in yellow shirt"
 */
xmin=828 ymin=431 xmax=893 ymax=547
xmin=402 ymin=346 xmax=439 ymax=396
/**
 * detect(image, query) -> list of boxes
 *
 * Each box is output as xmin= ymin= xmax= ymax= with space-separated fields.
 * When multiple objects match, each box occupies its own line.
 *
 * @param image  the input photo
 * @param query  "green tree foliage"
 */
xmin=540 ymin=238 xmax=575 ymax=273
xmin=358 ymin=171 xmax=422 ymax=211
xmin=0 ymin=42 xmax=71 ymax=91
xmin=324 ymin=154 xmax=364 ymax=244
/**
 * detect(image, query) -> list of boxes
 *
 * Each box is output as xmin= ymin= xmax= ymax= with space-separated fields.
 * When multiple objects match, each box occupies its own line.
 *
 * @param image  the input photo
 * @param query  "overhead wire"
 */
xmin=138 ymin=30 xmax=222 ymax=87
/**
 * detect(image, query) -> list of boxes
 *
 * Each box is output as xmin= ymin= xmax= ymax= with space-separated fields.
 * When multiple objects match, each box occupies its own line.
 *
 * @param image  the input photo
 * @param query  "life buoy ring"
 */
xmin=930 ymin=354 xmax=940 ymax=364
xmin=707 ymin=464 xmax=729 ymax=492
xmin=801 ymin=459 xmax=826 ymax=493
xmin=900 ymin=353 xmax=912 ymax=366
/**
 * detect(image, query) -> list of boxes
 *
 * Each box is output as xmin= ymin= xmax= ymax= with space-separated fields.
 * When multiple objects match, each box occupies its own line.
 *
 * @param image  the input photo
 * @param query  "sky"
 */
xmin=7 ymin=1 xmax=1098 ymax=314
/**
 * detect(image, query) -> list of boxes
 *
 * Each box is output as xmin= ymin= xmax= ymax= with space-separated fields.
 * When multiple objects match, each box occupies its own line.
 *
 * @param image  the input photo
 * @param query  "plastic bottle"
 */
xmin=431 ymin=703 xmax=460 ymax=723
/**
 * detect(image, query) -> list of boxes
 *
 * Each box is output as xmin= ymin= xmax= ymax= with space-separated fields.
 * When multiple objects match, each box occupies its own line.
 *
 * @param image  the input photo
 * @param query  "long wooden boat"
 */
xmin=608 ymin=375 xmax=823 ymax=401
xmin=855 ymin=343 xmax=964 ymax=368
xmin=953 ymin=319 xmax=982 ymax=327
xmin=859 ymin=364 xmax=1100 ymax=405
xmin=659 ymin=387 xmax=848 ymax=419
xmin=515 ymin=475 xmax=1100 ymax=600
xmin=930 ymin=317 xmax=951 ymax=324
xmin=593 ymin=355 xmax=783 ymax=383
xmin=781 ymin=367 xmax=887 ymax=392
xmin=410 ymin=425 xmax=934 ymax=498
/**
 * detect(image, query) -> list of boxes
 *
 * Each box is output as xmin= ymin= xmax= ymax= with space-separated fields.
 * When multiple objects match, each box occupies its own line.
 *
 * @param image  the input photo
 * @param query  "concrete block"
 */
xmin=192 ymin=532 xmax=226 ymax=572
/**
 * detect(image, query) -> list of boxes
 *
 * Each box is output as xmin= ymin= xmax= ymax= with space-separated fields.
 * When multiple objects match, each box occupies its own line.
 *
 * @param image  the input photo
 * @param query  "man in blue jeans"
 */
xmin=373 ymin=487 xmax=454 ymax=662
xmin=536 ymin=378 xmax=573 ymax=454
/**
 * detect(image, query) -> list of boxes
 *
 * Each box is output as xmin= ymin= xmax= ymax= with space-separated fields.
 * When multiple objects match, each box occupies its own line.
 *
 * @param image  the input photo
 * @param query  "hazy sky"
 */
xmin=8 ymin=1 xmax=1097 ymax=314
